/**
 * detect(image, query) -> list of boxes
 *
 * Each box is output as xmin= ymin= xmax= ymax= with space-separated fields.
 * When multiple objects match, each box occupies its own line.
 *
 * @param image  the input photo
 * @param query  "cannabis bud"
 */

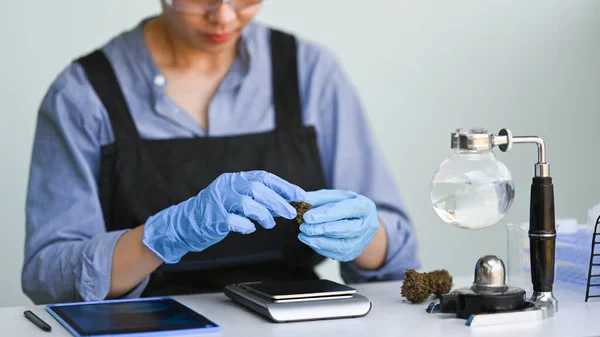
xmin=401 ymin=269 xmax=453 ymax=303
xmin=401 ymin=269 xmax=433 ymax=303
xmin=426 ymin=270 xmax=453 ymax=296
xmin=290 ymin=201 xmax=312 ymax=224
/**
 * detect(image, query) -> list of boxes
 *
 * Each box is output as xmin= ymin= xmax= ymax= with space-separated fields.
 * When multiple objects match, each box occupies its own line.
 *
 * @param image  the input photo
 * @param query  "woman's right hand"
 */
xmin=142 ymin=170 xmax=306 ymax=264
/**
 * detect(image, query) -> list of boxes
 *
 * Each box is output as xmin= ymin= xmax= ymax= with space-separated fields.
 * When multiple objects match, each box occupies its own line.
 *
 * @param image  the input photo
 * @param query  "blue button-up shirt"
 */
xmin=22 ymin=19 xmax=420 ymax=304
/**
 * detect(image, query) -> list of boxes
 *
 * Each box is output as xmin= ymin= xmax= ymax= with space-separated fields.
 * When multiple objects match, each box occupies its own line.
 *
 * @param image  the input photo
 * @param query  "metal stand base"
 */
xmin=531 ymin=291 xmax=559 ymax=314
xmin=426 ymin=291 xmax=558 ymax=327
xmin=466 ymin=302 xmax=554 ymax=327
xmin=427 ymin=300 xmax=555 ymax=327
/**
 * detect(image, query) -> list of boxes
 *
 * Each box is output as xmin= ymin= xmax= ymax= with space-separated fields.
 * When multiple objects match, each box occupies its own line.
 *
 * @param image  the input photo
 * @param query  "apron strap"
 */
xmin=76 ymin=50 xmax=140 ymax=141
xmin=270 ymin=29 xmax=303 ymax=130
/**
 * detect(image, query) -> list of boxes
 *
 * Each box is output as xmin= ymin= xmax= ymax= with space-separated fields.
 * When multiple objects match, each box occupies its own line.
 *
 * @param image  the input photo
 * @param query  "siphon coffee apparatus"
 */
xmin=426 ymin=128 xmax=558 ymax=327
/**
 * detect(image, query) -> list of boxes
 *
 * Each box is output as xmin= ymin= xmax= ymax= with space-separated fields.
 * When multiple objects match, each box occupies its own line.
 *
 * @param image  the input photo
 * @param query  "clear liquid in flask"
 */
xmin=431 ymin=179 xmax=515 ymax=229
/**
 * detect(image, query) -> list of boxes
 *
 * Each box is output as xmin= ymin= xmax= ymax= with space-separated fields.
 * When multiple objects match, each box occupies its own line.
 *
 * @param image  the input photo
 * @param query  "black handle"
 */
xmin=528 ymin=176 xmax=556 ymax=293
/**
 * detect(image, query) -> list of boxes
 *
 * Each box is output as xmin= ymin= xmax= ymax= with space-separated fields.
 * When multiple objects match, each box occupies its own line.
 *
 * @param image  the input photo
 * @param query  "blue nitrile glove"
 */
xmin=297 ymin=189 xmax=380 ymax=262
xmin=142 ymin=171 xmax=306 ymax=264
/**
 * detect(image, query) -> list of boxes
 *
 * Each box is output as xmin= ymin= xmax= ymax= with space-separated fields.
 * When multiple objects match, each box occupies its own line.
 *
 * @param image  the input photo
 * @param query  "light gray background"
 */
xmin=1 ymin=0 xmax=598 ymax=307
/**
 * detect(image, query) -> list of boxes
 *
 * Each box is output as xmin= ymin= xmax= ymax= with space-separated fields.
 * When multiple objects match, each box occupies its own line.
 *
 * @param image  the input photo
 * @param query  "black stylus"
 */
xmin=24 ymin=310 xmax=52 ymax=332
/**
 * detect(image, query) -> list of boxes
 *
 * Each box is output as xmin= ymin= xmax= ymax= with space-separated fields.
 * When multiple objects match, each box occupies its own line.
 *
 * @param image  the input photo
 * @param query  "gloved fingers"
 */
xmin=305 ymin=189 xmax=356 ymax=207
xmin=304 ymin=196 xmax=374 ymax=223
xmin=245 ymin=181 xmax=297 ymax=219
xmin=229 ymin=195 xmax=277 ymax=229
xmin=225 ymin=213 xmax=256 ymax=234
xmin=299 ymin=219 xmax=367 ymax=239
xmin=297 ymin=234 xmax=362 ymax=262
xmin=243 ymin=171 xmax=306 ymax=202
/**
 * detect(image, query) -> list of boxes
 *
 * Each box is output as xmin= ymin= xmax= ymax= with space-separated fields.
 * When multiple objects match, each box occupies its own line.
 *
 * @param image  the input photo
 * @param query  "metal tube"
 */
xmin=512 ymin=136 xmax=546 ymax=163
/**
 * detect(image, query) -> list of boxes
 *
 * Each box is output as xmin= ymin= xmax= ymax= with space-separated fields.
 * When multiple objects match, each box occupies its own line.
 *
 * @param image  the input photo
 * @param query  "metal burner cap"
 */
xmin=473 ymin=255 xmax=506 ymax=291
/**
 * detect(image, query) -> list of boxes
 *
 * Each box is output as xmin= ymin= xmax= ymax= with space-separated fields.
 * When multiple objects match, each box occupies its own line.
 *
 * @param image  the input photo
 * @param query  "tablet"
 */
xmin=243 ymin=279 xmax=357 ymax=300
xmin=45 ymin=297 xmax=220 ymax=337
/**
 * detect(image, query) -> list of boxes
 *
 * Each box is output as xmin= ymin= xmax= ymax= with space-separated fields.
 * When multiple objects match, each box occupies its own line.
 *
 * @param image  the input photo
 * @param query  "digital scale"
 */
xmin=224 ymin=280 xmax=372 ymax=322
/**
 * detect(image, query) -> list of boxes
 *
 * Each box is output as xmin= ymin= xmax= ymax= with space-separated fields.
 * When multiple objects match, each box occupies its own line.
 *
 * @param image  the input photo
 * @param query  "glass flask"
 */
xmin=430 ymin=138 xmax=515 ymax=230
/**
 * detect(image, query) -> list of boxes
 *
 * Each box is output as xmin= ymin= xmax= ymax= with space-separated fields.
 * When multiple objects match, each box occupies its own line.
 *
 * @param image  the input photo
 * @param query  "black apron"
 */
xmin=76 ymin=29 xmax=327 ymax=297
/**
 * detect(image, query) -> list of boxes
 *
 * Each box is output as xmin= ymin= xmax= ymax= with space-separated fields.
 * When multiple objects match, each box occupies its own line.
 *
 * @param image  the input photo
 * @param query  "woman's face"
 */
xmin=161 ymin=0 xmax=262 ymax=54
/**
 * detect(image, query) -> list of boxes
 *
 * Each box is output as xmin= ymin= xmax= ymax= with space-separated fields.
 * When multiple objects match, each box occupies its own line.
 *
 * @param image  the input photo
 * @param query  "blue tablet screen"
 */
xmin=47 ymin=298 xmax=219 ymax=336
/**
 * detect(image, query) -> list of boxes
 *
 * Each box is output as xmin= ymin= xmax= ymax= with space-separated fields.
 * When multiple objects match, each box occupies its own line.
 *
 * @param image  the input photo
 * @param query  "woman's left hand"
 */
xmin=298 ymin=189 xmax=380 ymax=262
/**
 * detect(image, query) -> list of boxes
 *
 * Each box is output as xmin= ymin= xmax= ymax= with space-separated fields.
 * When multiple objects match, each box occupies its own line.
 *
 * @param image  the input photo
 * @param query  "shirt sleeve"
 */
xmin=21 ymin=64 xmax=149 ymax=304
xmin=310 ymin=54 xmax=421 ymax=283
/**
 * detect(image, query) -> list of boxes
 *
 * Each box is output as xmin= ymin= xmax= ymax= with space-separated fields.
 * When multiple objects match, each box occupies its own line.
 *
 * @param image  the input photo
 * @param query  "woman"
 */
xmin=22 ymin=0 xmax=419 ymax=304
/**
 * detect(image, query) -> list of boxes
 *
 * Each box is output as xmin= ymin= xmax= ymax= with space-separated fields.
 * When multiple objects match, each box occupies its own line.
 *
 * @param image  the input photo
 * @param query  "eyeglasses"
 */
xmin=164 ymin=0 xmax=263 ymax=15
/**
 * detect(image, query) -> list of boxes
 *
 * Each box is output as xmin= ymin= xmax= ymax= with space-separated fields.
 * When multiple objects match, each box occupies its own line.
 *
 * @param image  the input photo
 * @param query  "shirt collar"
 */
xmin=131 ymin=18 xmax=255 ymax=95
xmin=237 ymin=24 xmax=253 ymax=74
xmin=219 ymin=27 xmax=253 ymax=90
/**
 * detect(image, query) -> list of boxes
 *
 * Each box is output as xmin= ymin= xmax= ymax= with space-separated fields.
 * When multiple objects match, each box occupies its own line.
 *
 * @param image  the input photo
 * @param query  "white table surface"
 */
xmin=2 ymin=276 xmax=599 ymax=337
